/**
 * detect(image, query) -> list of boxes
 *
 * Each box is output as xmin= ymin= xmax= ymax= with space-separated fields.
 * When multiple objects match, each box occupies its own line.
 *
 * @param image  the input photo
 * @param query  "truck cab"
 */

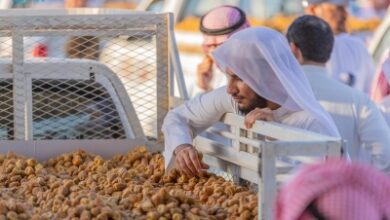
xmin=0 ymin=58 xmax=143 ymax=140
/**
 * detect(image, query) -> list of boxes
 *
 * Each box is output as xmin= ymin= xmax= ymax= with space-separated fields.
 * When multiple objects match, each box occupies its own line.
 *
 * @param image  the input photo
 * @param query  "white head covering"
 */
xmin=212 ymin=27 xmax=340 ymax=137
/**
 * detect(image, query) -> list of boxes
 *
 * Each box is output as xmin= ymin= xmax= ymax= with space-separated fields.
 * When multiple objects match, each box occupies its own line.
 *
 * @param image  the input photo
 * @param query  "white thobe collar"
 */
xmin=301 ymin=64 xmax=328 ymax=76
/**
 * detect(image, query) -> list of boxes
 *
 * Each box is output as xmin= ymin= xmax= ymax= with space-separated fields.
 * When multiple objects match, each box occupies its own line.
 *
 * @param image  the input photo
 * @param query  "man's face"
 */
xmin=202 ymin=42 xmax=222 ymax=56
xmin=226 ymin=69 xmax=267 ymax=114
xmin=310 ymin=3 xmax=347 ymax=34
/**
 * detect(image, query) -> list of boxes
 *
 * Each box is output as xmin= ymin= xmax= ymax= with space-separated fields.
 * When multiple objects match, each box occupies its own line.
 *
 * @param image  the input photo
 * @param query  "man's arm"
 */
xmin=162 ymin=86 xmax=235 ymax=172
xmin=358 ymin=96 xmax=390 ymax=172
xmin=196 ymin=55 xmax=214 ymax=92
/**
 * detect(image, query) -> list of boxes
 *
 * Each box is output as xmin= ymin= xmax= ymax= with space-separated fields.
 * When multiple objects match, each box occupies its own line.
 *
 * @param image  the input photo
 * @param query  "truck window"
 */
xmin=32 ymin=79 xmax=126 ymax=140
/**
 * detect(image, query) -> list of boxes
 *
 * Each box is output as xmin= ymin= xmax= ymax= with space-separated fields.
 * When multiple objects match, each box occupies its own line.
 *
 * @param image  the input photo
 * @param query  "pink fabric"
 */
xmin=276 ymin=159 xmax=390 ymax=220
xmin=371 ymin=49 xmax=390 ymax=103
xmin=201 ymin=6 xmax=250 ymax=46
xmin=370 ymin=71 xmax=390 ymax=103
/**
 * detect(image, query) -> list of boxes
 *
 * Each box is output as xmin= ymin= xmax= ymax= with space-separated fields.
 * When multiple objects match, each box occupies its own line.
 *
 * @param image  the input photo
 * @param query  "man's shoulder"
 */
xmin=191 ymin=86 xmax=237 ymax=113
xmin=334 ymin=33 xmax=368 ymax=51
xmin=305 ymin=69 xmax=353 ymax=93
xmin=198 ymin=86 xmax=229 ymax=100
xmin=307 ymin=71 xmax=368 ymax=104
xmin=335 ymin=33 xmax=365 ymax=45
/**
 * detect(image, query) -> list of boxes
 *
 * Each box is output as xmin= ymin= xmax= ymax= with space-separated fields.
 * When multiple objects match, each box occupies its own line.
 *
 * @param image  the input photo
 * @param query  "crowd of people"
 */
xmin=162 ymin=0 xmax=390 ymax=219
xmin=166 ymin=0 xmax=390 ymax=171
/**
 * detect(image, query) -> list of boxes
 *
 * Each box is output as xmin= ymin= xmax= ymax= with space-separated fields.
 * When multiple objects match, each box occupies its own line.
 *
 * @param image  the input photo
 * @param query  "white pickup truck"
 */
xmin=0 ymin=8 xmax=177 ymax=141
xmin=0 ymin=59 xmax=141 ymax=140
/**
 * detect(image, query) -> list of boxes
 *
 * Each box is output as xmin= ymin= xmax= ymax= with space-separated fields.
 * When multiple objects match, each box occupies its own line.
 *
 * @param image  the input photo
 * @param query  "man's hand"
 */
xmin=174 ymin=144 xmax=209 ymax=176
xmin=196 ymin=55 xmax=213 ymax=91
xmin=244 ymin=107 xmax=274 ymax=129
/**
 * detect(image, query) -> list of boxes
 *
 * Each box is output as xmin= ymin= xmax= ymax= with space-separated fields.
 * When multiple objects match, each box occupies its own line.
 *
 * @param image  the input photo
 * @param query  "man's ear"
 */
xmin=289 ymin=42 xmax=299 ymax=57
xmin=289 ymin=42 xmax=303 ymax=64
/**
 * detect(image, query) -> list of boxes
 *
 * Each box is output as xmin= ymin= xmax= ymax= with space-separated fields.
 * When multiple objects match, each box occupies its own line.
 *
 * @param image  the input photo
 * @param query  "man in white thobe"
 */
xmin=187 ymin=6 xmax=251 ymax=145
xmin=303 ymin=0 xmax=375 ymax=94
xmin=162 ymin=27 xmax=340 ymax=176
xmin=287 ymin=15 xmax=390 ymax=172
xmin=189 ymin=5 xmax=250 ymax=97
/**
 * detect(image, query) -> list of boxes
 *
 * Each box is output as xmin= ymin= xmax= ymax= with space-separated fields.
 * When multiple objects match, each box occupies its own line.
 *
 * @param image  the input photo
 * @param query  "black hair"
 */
xmin=286 ymin=15 xmax=334 ymax=63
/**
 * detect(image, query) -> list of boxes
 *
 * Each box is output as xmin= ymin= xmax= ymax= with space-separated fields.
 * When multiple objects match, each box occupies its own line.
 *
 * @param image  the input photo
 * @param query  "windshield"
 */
xmin=32 ymin=79 xmax=126 ymax=140
xmin=0 ymin=79 xmax=126 ymax=140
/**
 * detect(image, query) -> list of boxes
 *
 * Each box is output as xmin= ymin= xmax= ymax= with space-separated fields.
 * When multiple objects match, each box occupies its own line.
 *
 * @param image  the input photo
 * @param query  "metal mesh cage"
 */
xmin=194 ymin=113 xmax=341 ymax=220
xmin=31 ymin=79 xmax=126 ymax=140
xmin=0 ymin=80 xmax=13 ymax=140
xmin=0 ymin=9 xmax=171 ymax=144
xmin=100 ymin=35 xmax=158 ymax=140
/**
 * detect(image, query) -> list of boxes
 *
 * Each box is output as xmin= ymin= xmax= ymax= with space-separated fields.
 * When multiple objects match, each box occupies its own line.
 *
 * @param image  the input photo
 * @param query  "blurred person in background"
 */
xmin=0 ymin=0 xmax=30 ymax=8
xmin=163 ymin=27 xmax=340 ymax=176
xmin=21 ymin=0 xmax=106 ymax=59
xmin=287 ymin=15 xmax=390 ymax=171
xmin=64 ymin=0 xmax=105 ymax=7
xmin=99 ymin=35 xmax=159 ymax=139
xmin=64 ymin=0 xmax=105 ymax=60
xmin=11 ymin=0 xmax=106 ymax=8
xmin=189 ymin=5 xmax=250 ymax=97
xmin=187 ymin=5 xmax=251 ymax=148
xmin=276 ymin=159 xmax=390 ymax=220
xmin=0 ymin=0 xmax=13 ymax=9
xmin=104 ymin=0 xmax=140 ymax=9
xmin=303 ymin=0 xmax=376 ymax=94
xmin=353 ymin=0 xmax=390 ymax=19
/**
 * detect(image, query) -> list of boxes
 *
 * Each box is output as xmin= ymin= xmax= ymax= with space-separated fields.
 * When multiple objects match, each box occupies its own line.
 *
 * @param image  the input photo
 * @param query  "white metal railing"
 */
xmin=193 ymin=113 xmax=342 ymax=220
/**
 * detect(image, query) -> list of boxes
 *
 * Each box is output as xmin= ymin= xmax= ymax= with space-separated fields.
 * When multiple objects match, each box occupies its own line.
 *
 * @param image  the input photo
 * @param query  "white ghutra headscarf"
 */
xmin=212 ymin=27 xmax=340 ymax=138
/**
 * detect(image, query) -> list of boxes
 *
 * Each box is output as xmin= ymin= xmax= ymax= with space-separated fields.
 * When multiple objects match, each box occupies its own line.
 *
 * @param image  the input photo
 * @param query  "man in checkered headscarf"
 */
xmin=276 ymin=159 xmax=390 ymax=220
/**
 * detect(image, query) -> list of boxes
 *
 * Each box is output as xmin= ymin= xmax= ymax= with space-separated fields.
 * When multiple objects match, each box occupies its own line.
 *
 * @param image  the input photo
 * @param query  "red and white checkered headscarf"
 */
xmin=200 ymin=5 xmax=250 ymax=48
xmin=371 ymin=49 xmax=390 ymax=103
xmin=276 ymin=159 xmax=390 ymax=220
